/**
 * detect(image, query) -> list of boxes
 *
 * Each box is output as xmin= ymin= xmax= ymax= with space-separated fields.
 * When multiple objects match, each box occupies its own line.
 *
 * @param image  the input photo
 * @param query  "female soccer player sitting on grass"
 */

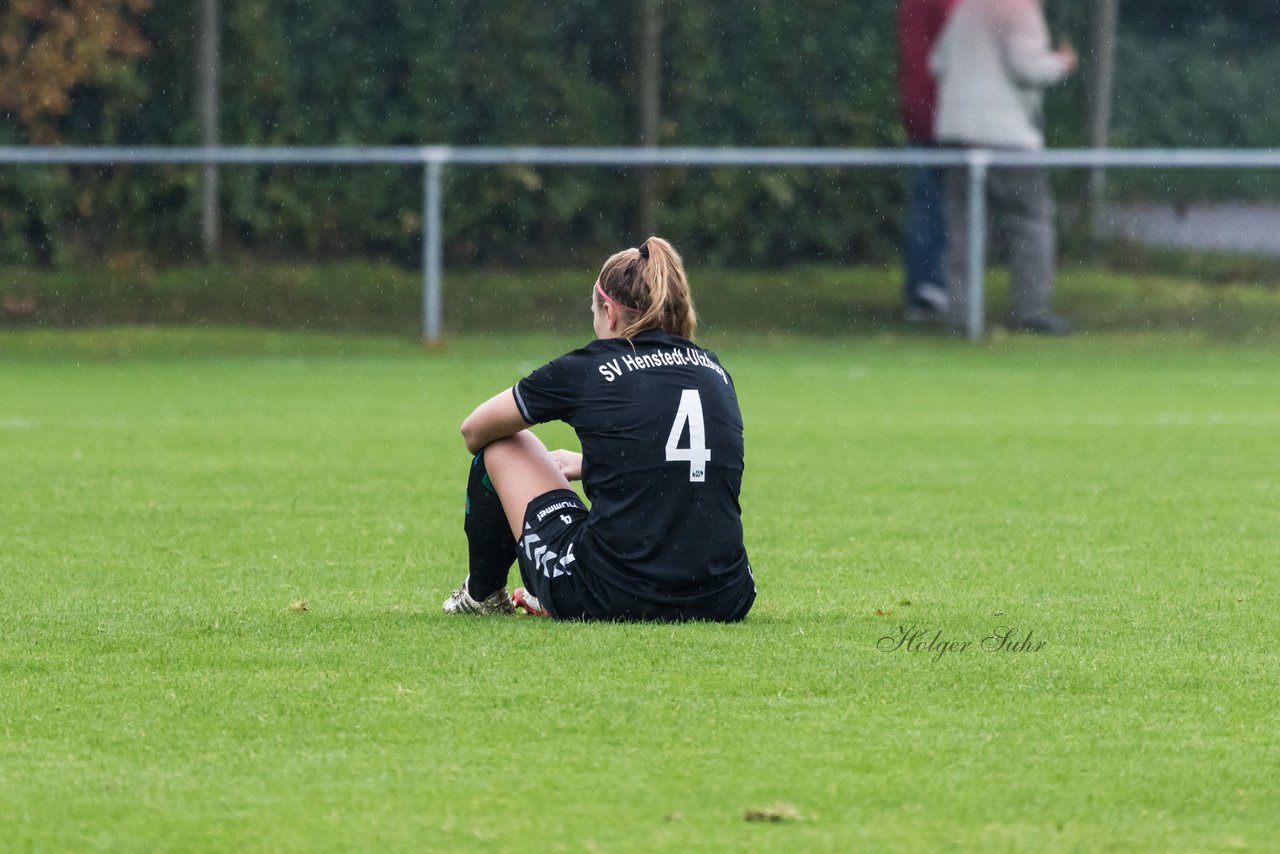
xmin=444 ymin=236 xmax=756 ymax=622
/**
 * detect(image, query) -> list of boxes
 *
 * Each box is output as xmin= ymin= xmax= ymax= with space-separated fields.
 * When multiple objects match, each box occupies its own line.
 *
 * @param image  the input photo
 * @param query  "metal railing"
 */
xmin=4 ymin=145 xmax=1280 ymax=342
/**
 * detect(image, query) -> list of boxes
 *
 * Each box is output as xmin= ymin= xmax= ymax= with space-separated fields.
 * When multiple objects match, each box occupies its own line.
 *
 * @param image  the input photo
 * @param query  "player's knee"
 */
xmin=484 ymin=430 xmax=541 ymax=460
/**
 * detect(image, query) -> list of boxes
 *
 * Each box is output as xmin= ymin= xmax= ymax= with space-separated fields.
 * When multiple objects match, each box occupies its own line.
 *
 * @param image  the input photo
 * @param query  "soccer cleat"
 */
xmin=442 ymin=577 xmax=516 ymax=616
xmin=512 ymin=587 xmax=550 ymax=618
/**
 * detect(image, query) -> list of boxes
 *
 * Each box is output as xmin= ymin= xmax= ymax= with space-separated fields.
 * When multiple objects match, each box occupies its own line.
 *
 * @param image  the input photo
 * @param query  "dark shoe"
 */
xmin=1011 ymin=314 xmax=1072 ymax=336
xmin=903 ymin=303 xmax=946 ymax=323
xmin=903 ymin=282 xmax=949 ymax=323
xmin=915 ymin=282 xmax=949 ymax=312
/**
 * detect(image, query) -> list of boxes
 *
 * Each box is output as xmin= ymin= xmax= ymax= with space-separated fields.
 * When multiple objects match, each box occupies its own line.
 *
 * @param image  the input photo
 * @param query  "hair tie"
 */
xmin=638 ymin=243 xmax=650 ymax=260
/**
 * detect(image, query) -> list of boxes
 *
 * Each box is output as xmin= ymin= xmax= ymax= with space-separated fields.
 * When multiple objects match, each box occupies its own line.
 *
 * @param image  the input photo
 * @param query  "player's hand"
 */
xmin=1056 ymin=39 xmax=1078 ymax=74
xmin=549 ymin=449 xmax=583 ymax=481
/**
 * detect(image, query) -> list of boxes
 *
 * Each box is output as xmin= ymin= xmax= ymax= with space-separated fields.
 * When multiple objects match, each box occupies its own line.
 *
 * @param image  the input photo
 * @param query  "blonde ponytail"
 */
xmin=596 ymin=236 xmax=698 ymax=340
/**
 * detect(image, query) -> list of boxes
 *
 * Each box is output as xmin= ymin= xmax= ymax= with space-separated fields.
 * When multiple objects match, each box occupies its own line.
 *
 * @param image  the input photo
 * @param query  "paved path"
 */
xmin=1101 ymin=202 xmax=1280 ymax=255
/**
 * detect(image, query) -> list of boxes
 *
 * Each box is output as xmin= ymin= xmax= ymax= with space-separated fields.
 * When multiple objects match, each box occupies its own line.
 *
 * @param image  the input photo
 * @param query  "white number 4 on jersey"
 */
xmin=665 ymin=389 xmax=711 ymax=483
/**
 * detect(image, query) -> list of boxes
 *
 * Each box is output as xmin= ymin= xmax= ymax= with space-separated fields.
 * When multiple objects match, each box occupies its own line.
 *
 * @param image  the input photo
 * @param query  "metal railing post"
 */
xmin=423 ymin=158 xmax=444 ymax=346
xmin=965 ymin=151 xmax=990 ymax=341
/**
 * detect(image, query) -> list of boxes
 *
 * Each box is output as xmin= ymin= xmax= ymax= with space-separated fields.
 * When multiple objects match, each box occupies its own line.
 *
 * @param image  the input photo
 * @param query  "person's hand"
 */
xmin=549 ymin=449 xmax=583 ymax=481
xmin=1056 ymin=39 xmax=1078 ymax=74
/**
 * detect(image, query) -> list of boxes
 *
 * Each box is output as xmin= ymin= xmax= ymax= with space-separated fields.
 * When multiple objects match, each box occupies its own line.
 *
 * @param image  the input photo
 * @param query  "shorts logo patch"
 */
xmin=560 ymin=514 xmax=572 ymax=526
xmin=522 ymin=531 xmax=573 ymax=578
xmin=536 ymin=499 xmax=581 ymax=523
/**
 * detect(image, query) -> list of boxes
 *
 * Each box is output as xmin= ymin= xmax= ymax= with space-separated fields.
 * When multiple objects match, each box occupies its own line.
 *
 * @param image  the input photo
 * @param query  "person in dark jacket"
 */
xmin=897 ymin=0 xmax=961 ymax=322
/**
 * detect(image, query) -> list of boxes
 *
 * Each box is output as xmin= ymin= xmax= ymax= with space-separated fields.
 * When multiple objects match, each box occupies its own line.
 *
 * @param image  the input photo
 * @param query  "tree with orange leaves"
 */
xmin=0 ymin=0 xmax=152 ymax=143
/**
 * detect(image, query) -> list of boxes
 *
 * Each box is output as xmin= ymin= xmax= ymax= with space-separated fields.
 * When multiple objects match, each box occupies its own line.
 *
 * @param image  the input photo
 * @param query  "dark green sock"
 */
xmin=463 ymin=451 xmax=516 ymax=600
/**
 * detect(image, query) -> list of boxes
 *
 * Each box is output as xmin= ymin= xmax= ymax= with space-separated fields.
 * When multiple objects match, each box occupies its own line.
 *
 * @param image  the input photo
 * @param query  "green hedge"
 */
xmin=3 ymin=4 xmax=1278 ymax=269
xmin=0 ymin=2 xmax=906 ymax=268
xmin=4 ymin=255 xmax=1280 ymax=342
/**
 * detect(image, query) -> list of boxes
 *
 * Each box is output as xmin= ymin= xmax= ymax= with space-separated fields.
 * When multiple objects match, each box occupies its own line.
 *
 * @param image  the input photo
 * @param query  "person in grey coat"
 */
xmin=930 ymin=0 xmax=1077 ymax=334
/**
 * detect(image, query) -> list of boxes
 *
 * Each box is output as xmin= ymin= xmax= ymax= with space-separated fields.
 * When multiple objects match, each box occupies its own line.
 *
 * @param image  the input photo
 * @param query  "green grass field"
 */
xmin=2 ymin=325 xmax=1278 ymax=851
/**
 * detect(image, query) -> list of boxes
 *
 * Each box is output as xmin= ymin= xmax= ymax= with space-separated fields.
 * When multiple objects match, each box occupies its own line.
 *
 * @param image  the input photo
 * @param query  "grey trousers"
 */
xmin=944 ymin=164 xmax=1056 ymax=324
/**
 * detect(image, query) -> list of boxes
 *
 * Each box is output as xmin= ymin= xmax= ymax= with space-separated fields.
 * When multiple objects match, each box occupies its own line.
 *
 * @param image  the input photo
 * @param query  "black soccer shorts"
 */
xmin=516 ymin=488 xmax=755 ymax=622
xmin=516 ymin=489 xmax=594 ymax=619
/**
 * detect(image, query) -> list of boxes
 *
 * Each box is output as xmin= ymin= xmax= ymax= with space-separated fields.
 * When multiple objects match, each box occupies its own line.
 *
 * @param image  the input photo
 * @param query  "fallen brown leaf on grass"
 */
xmin=744 ymin=802 xmax=804 ymax=823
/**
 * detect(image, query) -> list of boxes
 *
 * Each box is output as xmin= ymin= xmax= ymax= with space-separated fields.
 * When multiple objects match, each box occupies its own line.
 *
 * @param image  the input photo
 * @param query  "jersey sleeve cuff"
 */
xmin=512 ymin=382 xmax=534 ymax=424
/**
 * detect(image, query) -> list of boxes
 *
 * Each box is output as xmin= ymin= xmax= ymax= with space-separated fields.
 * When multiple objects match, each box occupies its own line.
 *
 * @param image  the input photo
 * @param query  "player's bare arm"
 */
xmin=459 ymin=387 xmax=529 ymax=454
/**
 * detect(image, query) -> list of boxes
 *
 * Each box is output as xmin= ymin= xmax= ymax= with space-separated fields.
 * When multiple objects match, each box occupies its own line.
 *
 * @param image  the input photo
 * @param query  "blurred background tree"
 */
xmin=0 ymin=0 xmax=151 ymax=144
xmin=0 ymin=0 xmax=151 ymax=265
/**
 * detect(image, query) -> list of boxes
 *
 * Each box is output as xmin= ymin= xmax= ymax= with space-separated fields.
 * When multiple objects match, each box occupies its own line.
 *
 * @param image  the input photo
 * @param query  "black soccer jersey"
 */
xmin=513 ymin=329 xmax=754 ymax=617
